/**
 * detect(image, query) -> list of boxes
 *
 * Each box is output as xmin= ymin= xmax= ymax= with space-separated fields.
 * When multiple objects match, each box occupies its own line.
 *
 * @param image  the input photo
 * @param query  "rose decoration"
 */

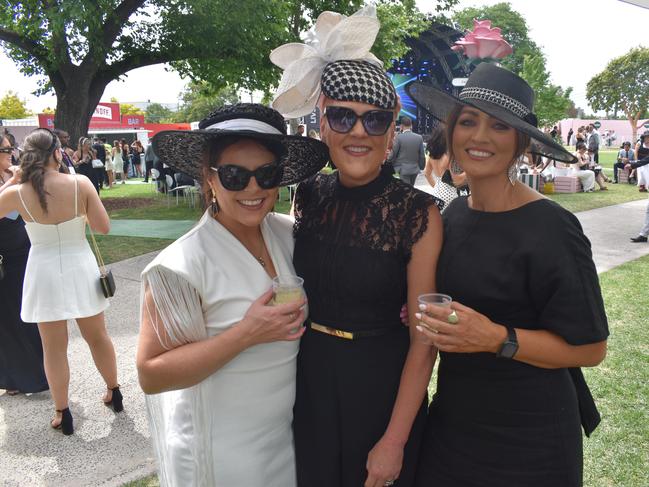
xmin=452 ymin=19 xmax=513 ymax=61
xmin=270 ymin=5 xmax=382 ymax=118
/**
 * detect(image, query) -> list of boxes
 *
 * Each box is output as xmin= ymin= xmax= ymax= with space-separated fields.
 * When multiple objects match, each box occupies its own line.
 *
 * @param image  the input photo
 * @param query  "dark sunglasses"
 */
xmin=324 ymin=106 xmax=394 ymax=136
xmin=211 ymin=162 xmax=283 ymax=191
xmin=0 ymin=147 xmax=15 ymax=154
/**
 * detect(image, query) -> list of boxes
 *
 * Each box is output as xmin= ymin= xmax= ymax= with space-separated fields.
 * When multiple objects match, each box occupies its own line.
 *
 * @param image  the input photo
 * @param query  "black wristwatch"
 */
xmin=496 ymin=327 xmax=519 ymax=359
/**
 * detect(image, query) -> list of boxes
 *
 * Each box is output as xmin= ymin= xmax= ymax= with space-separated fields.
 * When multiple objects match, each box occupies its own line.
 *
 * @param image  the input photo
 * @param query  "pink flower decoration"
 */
xmin=452 ymin=19 xmax=513 ymax=60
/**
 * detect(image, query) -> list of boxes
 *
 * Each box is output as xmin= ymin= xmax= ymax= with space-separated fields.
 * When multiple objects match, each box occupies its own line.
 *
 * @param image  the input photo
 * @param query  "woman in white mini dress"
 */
xmin=111 ymin=139 xmax=125 ymax=183
xmin=0 ymin=128 xmax=123 ymax=436
xmin=137 ymin=104 xmax=329 ymax=486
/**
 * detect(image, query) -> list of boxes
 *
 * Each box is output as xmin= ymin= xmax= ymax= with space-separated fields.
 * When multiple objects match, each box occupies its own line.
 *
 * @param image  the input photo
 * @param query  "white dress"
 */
xmin=19 ymin=178 xmax=108 ymax=323
xmin=428 ymin=171 xmax=458 ymax=212
xmin=142 ymin=210 xmax=298 ymax=487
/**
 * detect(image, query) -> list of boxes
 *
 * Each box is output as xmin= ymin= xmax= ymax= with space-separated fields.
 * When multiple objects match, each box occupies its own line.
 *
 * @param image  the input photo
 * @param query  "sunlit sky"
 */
xmin=0 ymin=0 xmax=646 ymax=114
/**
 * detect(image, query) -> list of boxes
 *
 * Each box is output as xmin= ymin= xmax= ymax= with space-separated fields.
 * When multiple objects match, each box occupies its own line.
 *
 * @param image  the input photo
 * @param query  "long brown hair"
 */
xmin=20 ymin=128 xmax=61 ymax=212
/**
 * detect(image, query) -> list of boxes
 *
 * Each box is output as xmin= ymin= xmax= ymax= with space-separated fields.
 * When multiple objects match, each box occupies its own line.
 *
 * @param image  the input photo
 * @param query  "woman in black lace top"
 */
xmin=272 ymin=14 xmax=444 ymax=483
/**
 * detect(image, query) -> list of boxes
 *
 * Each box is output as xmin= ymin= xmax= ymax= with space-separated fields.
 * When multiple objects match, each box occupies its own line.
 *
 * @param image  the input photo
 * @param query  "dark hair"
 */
xmin=401 ymin=116 xmax=412 ymax=127
xmin=446 ymin=105 xmax=530 ymax=168
xmin=200 ymin=136 xmax=286 ymax=208
xmin=426 ymin=124 xmax=447 ymax=159
xmin=19 ymin=128 xmax=62 ymax=212
xmin=576 ymin=142 xmax=587 ymax=151
xmin=623 ymin=141 xmax=631 ymax=147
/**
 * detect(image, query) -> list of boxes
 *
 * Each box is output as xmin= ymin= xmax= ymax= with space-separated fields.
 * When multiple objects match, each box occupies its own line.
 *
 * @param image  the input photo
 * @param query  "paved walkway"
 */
xmin=2 ymin=192 xmax=649 ymax=486
xmin=108 ymin=219 xmax=195 ymax=239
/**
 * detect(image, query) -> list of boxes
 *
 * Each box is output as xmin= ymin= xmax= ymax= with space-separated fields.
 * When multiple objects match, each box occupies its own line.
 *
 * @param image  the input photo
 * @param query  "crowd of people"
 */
xmin=4 ymin=5 xmax=646 ymax=487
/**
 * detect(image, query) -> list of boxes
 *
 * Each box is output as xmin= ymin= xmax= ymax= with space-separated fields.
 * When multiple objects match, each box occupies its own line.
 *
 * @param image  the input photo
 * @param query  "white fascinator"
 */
xmin=270 ymin=5 xmax=384 ymax=118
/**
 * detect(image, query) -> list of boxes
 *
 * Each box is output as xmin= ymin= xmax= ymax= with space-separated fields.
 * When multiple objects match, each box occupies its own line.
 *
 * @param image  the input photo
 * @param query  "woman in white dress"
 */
xmin=0 ymin=128 xmax=123 ymax=435
xmin=112 ymin=139 xmax=124 ymax=183
xmin=571 ymin=142 xmax=596 ymax=192
xmin=136 ymin=103 xmax=329 ymax=486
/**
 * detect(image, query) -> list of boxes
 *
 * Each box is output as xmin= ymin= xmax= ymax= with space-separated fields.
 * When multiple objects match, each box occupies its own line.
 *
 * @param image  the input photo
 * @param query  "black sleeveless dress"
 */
xmin=415 ymin=197 xmax=609 ymax=487
xmin=292 ymin=165 xmax=442 ymax=487
xmin=0 ymin=214 xmax=48 ymax=393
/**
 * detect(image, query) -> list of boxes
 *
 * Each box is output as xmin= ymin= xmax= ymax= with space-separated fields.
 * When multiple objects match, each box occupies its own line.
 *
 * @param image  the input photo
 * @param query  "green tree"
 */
xmin=0 ymin=1 xmax=446 ymax=142
xmin=173 ymin=82 xmax=240 ymax=123
xmin=520 ymin=54 xmax=573 ymax=127
xmin=453 ymin=2 xmax=543 ymax=75
xmin=119 ymin=103 xmax=144 ymax=115
xmin=145 ymin=103 xmax=174 ymax=123
xmin=587 ymin=47 xmax=649 ymax=144
xmin=0 ymin=91 xmax=31 ymax=119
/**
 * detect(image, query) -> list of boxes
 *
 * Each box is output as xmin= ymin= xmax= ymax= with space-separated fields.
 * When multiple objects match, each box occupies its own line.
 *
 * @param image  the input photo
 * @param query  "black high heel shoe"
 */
xmin=104 ymin=386 xmax=124 ymax=413
xmin=51 ymin=408 xmax=74 ymax=436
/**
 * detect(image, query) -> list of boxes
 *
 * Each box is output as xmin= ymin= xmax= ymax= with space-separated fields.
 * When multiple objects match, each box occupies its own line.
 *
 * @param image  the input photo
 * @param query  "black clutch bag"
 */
xmin=99 ymin=269 xmax=116 ymax=298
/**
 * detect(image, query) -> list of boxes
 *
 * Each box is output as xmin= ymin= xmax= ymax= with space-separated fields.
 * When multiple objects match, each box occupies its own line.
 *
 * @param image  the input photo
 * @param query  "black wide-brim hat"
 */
xmin=152 ymin=103 xmax=330 ymax=184
xmin=406 ymin=63 xmax=576 ymax=164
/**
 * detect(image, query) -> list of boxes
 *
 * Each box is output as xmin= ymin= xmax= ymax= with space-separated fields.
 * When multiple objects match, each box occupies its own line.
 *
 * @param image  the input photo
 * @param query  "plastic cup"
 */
xmin=417 ymin=293 xmax=452 ymax=310
xmin=271 ymin=275 xmax=305 ymax=305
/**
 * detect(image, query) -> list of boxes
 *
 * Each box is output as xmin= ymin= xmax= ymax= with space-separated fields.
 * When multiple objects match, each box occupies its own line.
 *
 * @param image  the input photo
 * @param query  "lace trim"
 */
xmin=294 ymin=173 xmax=442 ymax=259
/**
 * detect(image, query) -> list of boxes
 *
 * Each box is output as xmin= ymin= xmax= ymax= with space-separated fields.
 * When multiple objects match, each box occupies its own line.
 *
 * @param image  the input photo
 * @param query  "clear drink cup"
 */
xmin=271 ymin=275 xmax=305 ymax=305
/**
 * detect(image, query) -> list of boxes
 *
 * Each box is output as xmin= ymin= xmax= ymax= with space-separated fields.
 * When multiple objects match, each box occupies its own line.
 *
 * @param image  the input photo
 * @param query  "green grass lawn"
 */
xmin=582 ymin=254 xmax=649 ymax=486
xmin=124 ymin=254 xmax=649 ymax=487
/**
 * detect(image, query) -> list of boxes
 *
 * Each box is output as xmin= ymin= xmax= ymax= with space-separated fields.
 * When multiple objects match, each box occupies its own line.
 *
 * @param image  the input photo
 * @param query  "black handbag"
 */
xmin=84 ymin=207 xmax=116 ymax=298
xmin=99 ymin=268 xmax=116 ymax=298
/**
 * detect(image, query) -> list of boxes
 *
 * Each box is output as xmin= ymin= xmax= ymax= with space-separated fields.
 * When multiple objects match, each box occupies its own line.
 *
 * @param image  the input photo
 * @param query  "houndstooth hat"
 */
xmin=152 ymin=103 xmax=329 ymax=184
xmin=321 ymin=60 xmax=397 ymax=110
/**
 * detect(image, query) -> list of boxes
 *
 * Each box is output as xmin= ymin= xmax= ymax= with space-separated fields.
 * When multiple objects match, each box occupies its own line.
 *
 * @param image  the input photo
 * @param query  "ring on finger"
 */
xmin=384 ymin=480 xmax=396 ymax=486
xmin=447 ymin=310 xmax=459 ymax=324
xmin=288 ymin=312 xmax=297 ymax=321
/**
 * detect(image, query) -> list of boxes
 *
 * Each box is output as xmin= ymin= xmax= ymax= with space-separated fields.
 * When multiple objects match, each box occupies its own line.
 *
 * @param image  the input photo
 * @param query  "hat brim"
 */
xmin=152 ymin=129 xmax=330 ymax=185
xmin=406 ymin=82 xmax=576 ymax=164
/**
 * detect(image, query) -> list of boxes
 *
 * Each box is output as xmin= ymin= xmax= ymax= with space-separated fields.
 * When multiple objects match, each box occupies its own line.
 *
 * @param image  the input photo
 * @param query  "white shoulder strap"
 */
xmin=17 ymin=185 xmax=37 ymax=223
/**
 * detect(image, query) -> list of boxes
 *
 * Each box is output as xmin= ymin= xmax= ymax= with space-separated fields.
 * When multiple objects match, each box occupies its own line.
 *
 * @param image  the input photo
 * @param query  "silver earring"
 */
xmin=451 ymin=159 xmax=462 ymax=174
xmin=508 ymin=161 xmax=519 ymax=186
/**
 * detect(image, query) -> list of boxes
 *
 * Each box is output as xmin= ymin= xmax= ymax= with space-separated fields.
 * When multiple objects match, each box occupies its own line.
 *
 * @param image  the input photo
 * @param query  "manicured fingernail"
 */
xmin=416 ymin=325 xmax=424 ymax=333
xmin=415 ymin=312 xmax=422 ymax=320
xmin=418 ymin=304 xmax=427 ymax=311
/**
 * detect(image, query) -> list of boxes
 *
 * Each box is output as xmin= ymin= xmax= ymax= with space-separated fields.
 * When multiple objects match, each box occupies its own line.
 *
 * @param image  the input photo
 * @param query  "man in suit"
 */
xmin=387 ymin=116 xmax=425 ymax=185
xmin=91 ymin=137 xmax=107 ymax=189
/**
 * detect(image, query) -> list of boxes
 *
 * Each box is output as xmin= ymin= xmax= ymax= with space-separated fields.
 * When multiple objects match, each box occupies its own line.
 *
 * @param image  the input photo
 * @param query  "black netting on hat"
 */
xmin=321 ymin=60 xmax=396 ymax=109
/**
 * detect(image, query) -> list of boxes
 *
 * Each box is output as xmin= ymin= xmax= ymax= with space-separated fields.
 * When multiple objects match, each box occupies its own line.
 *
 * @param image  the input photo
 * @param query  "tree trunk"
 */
xmin=629 ymin=115 xmax=639 ymax=145
xmin=53 ymin=77 xmax=105 ymax=150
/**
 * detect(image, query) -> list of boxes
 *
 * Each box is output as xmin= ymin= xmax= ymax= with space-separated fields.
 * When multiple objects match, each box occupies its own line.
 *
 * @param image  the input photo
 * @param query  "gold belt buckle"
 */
xmin=311 ymin=322 xmax=354 ymax=340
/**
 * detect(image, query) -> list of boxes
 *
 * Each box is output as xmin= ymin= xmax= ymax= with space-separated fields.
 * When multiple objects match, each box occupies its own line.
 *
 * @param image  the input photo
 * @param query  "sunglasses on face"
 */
xmin=211 ymin=162 xmax=283 ymax=191
xmin=323 ymin=106 xmax=394 ymax=136
xmin=0 ymin=147 xmax=15 ymax=154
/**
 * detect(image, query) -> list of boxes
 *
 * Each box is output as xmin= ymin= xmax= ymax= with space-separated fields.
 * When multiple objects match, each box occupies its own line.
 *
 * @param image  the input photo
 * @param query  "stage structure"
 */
xmin=388 ymin=22 xmax=471 ymax=136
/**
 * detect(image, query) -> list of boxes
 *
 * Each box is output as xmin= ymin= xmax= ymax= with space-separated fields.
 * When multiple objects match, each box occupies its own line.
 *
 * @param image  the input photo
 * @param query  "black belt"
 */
xmin=309 ymin=321 xmax=396 ymax=340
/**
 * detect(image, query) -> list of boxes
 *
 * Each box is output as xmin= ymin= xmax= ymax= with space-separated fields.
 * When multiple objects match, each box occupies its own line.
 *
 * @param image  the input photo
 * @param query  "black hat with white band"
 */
xmin=152 ymin=103 xmax=330 ymax=184
xmin=406 ymin=63 xmax=577 ymax=163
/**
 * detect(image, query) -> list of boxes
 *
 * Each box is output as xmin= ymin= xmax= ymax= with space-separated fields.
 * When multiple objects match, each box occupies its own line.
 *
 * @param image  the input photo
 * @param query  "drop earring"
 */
xmin=451 ymin=158 xmax=462 ymax=174
xmin=508 ymin=161 xmax=519 ymax=186
xmin=209 ymin=186 xmax=219 ymax=215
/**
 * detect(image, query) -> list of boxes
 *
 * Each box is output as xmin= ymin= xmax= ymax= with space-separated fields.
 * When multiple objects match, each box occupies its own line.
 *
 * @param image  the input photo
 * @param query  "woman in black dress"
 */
xmin=408 ymin=64 xmax=609 ymax=486
xmin=271 ymin=7 xmax=443 ymax=486
xmin=0 ymin=132 xmax=48 ymax=396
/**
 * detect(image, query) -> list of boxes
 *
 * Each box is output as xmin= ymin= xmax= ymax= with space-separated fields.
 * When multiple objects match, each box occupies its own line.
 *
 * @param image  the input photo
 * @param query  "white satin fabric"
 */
xmin=141 ymin=211 xmax=299 ymax=487
xmin=270 ymin=5 xmax=382 ymax=118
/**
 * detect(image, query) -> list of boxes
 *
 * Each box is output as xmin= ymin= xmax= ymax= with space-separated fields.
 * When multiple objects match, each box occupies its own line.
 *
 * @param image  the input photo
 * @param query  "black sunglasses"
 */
xmin=211 ymin=162 xmax=283 ymax=191
xmin=324 ymin=106 xmax=394 ymax=136
xmin=0 ymin=147 xmax=15 ymax=154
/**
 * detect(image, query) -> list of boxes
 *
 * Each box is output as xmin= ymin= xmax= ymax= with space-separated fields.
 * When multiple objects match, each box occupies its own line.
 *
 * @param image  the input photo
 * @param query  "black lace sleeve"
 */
xmin=401 ymin=188 xmax=443 ymax=259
